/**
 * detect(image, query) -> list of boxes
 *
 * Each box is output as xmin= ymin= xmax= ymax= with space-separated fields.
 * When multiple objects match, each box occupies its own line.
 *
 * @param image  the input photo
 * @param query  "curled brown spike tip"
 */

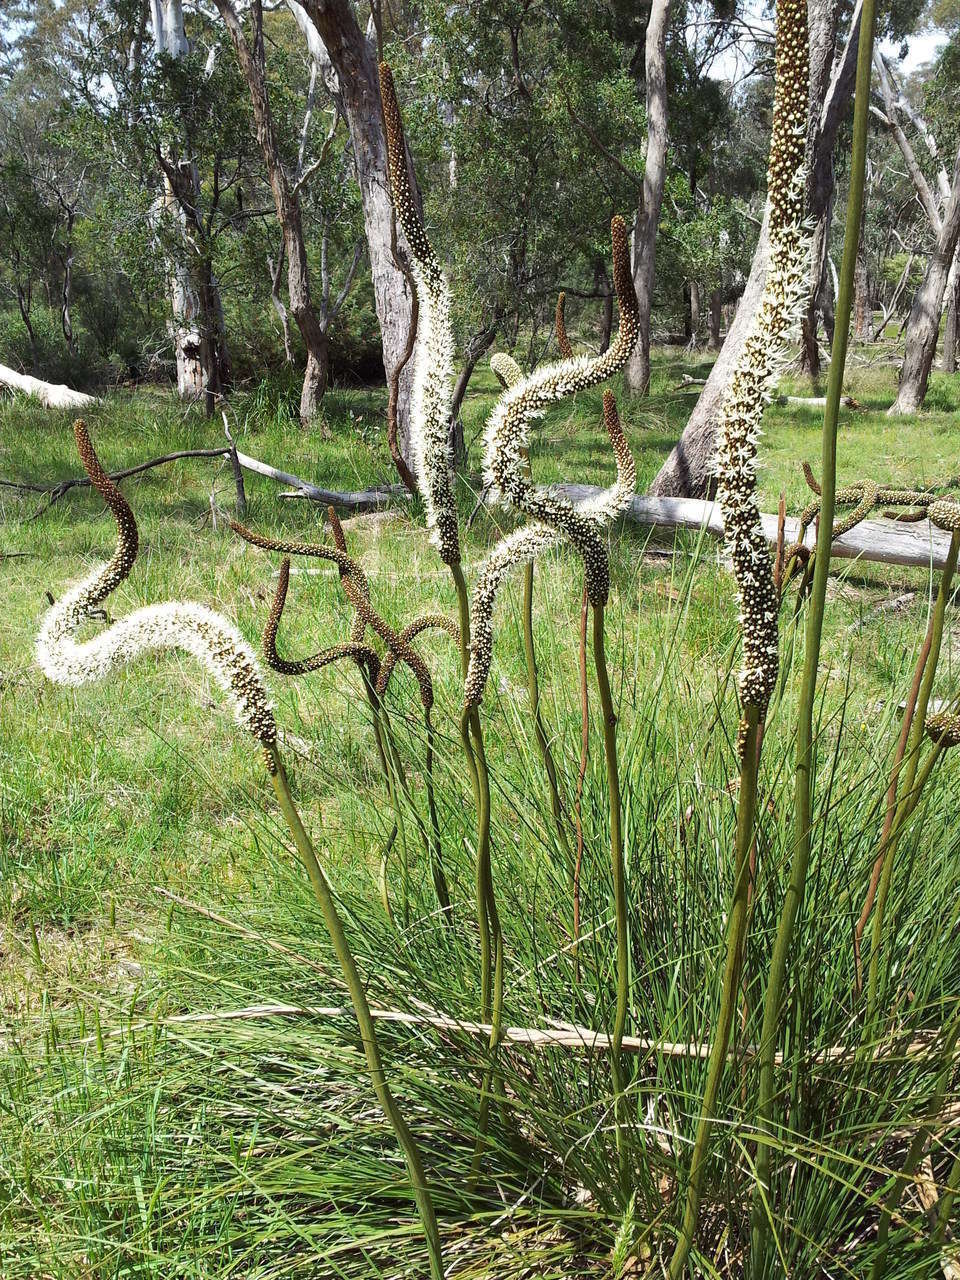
xmin=229 ymin=518 xmax=369 ymax=597
xmin=264 ymin=557 xmax=380 ymax=681
xmin=802 ymin=461 xmax=821 ymax=495
xmin=322 ymin=505 xmax=438 ymax=707
xmin=602 ymin=391 xmax=634 ymax=483
xmin=73 ymin=419 xmax=139 ymax=577
xmin=379 ymin=62 xmax=436 ymax=271
xmin=556 ymin=293 xmax=573 ymax=359
xmin=375 ymin=613 xmax=460 ymax=701
xmin=327 ymin=505 xmax=347 ymax=553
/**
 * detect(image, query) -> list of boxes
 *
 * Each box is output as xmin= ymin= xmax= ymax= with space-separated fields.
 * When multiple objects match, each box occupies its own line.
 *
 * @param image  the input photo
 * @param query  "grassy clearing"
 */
xmin=0 ymin=350 xmax=959 ymax=1276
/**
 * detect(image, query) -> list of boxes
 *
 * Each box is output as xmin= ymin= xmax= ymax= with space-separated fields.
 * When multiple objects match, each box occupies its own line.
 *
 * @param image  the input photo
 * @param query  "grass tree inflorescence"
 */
xmin=667 ymin=0 xmax=809 ymax=1271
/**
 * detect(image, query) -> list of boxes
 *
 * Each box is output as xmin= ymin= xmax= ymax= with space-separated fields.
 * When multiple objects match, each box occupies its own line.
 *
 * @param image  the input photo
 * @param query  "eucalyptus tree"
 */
xmin=213 ymin=0 xmax=363 ymax=423
xmin=48 ymin=0 xmax=252 ymax=407
xmin=279 ymin=0 xmax=422 ymax=469
xmin=0 ymin=151 xmax=56 ymax=369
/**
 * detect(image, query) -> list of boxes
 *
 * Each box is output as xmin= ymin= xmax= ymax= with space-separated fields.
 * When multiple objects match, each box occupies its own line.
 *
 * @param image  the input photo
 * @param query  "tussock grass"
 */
xmin=1 ymin=353 xmax=959 ymax=1276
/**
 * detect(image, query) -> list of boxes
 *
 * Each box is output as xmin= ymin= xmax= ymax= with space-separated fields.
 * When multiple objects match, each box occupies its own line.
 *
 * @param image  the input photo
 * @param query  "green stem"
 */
xmin=669 ymin=705 xmax=762 ymax=1279
xmin=934 ymin=1150 xmax=960 ymax=1245
xmin=362 ymin=677 xmax=401 ymax=926
xmin=266 ymin=742 xmax=443 ymax=1280
xmin=865 ymin=740 xmax=944 ymax=1022
xmin=592 ymin=603 xmax=630 ymax=1198
xmin=870 ymin=1016 xmax=960 ymax=1280
xmin=864 ymin=531 xmax=960 ymax=1021
xmin=423 ymin=708 xmax=453 ymax=919
xmin=750 ymin=0 xmax=878 ymax=1262
xmin=450 ymin=560 xmax=503 ymax=1182
xmin=523 ymin=559 xmax=572 ymax=861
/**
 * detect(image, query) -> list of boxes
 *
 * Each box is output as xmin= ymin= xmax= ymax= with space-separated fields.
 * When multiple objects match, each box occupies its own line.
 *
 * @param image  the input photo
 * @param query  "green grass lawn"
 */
xmin=1 ymin=349 xmax=958 ymax=1276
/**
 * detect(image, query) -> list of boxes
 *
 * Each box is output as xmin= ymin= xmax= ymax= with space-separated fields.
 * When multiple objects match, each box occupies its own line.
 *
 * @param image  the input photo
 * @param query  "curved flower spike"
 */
xmin=465 ymin=525 xmax=563 ymax=708
xmin=37 ymin=421 xmax=276 ymax=748
xmin=466 ymin=388 xmax=636 ymax=707
xmin=488 ymin=218 xmax=640 ymax=540
xmin=482 ymin=215 xmax=639 ymax=605
xmin=232 ymin=513 xmax=443 ymax=712
xmin=925 ymin=710 xmax=960 ymax=748
xmin=380 ymin=62 xmax=459 ymax=567
xmin=376 ymin=614 xmax=460 ymax=700
xmin=265 ymin=557 xmax=381 ymax=681
xmin=326 ymin=508 xmax=442 ymax=710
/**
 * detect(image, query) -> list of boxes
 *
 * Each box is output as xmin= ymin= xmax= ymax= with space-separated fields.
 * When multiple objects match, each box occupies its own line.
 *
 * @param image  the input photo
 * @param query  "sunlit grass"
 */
xmin=1 ymin=351 xmax=959 ymax=1276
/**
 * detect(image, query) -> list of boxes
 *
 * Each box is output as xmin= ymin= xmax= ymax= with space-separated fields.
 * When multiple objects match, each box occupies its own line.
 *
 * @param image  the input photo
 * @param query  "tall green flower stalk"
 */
xmin=749 ymin=0 xmax=879 ymax=1256
xmin=666 ymin=0 xmax=810 ymax=1270
xmin=467 ymin=221 xmax=639 ymax=1188
xmin=379 ymin=62 xmax=503 ymax=1169
xmin=36 ymin=420 xmax=445 ymax=1280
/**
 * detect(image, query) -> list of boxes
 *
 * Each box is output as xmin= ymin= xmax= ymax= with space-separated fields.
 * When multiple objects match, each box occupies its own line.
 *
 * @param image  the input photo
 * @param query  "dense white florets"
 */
xmin=36 ymin=421 xmax=276 ymax=748
xmin=380 ymin=62 xmax=460 ymax=565
xmin=714 ymin=0 xmax=809 ymax=724
xmin=464 ymin=218 xmax=640 ymax=707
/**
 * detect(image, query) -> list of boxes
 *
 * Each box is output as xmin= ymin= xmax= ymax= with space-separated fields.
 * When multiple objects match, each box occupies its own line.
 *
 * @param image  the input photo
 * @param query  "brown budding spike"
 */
xmin=556 ymin=292 xmax=573 ymax=358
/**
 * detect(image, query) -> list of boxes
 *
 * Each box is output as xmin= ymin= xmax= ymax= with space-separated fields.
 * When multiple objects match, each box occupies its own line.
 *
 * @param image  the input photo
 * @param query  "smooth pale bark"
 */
xmin=150 ymin=0 xmax=231 ymax=406
xmin=624 ymin=0 xmax=672 ymax=395
xmin=945 ymin=260 xmax=959 ymax=373
xmin=800 ymin=0 xmax=862 ymax=375
xmin=650 ymin=0 xmax=859 ymax=494
xmin=214 ymin=0 xmax=334 ymax=424
xmin=890 ymin=144 xmax=960 ymax=414
xmin=649 ymin=210 xmax=770 ymax=496
xmin=0 ymin=363 xmax=95 ymax=408
xmin=294 ymin=0 xmax=421 ymax=468
xmin=708 ymin=290 xmax=722 ymax=350
xmin=874 ymin=53 xmax=959 ymax=403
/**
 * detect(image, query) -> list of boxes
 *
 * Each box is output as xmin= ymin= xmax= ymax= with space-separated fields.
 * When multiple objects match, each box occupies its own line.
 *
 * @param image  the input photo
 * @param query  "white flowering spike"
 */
xmin=481 ymin=215 xmax=638 ymax=607
xmin=36 ymin=421 xmax=276 ymax=747
xmin=465 ymin=220 xmax=640 ymax=709
xmin=490 ymin=352 xmax=523 ymax=390
xmin=714 ymin=0 xmax=809 ymax=728
xmin=380 ymin=63 xmax=459 ymax=566
xmin=465 ymin=524 xmax=563 ymax=707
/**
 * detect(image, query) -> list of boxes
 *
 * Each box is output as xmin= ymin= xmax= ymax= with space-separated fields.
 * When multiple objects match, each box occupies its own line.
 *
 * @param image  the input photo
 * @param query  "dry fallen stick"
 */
xmin=1 ymin=448 xmax=408 ymax=515
xmin=234 ymin=450 xmax=408 ymax=511
xmin=78 ymin=999 xmax=948 ymax=1073
xmin=88 ymin=892 xmax=948 ymax=1069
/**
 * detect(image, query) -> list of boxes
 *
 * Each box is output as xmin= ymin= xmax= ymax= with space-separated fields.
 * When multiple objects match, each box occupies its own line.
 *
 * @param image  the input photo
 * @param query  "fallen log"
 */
xmin=775 ymin=393 xmax=863 ymax=409
xmin=0 ymin=364 xmax=96 ymax=410
xmin=557 ymin=487 xmax=955 ymax=572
